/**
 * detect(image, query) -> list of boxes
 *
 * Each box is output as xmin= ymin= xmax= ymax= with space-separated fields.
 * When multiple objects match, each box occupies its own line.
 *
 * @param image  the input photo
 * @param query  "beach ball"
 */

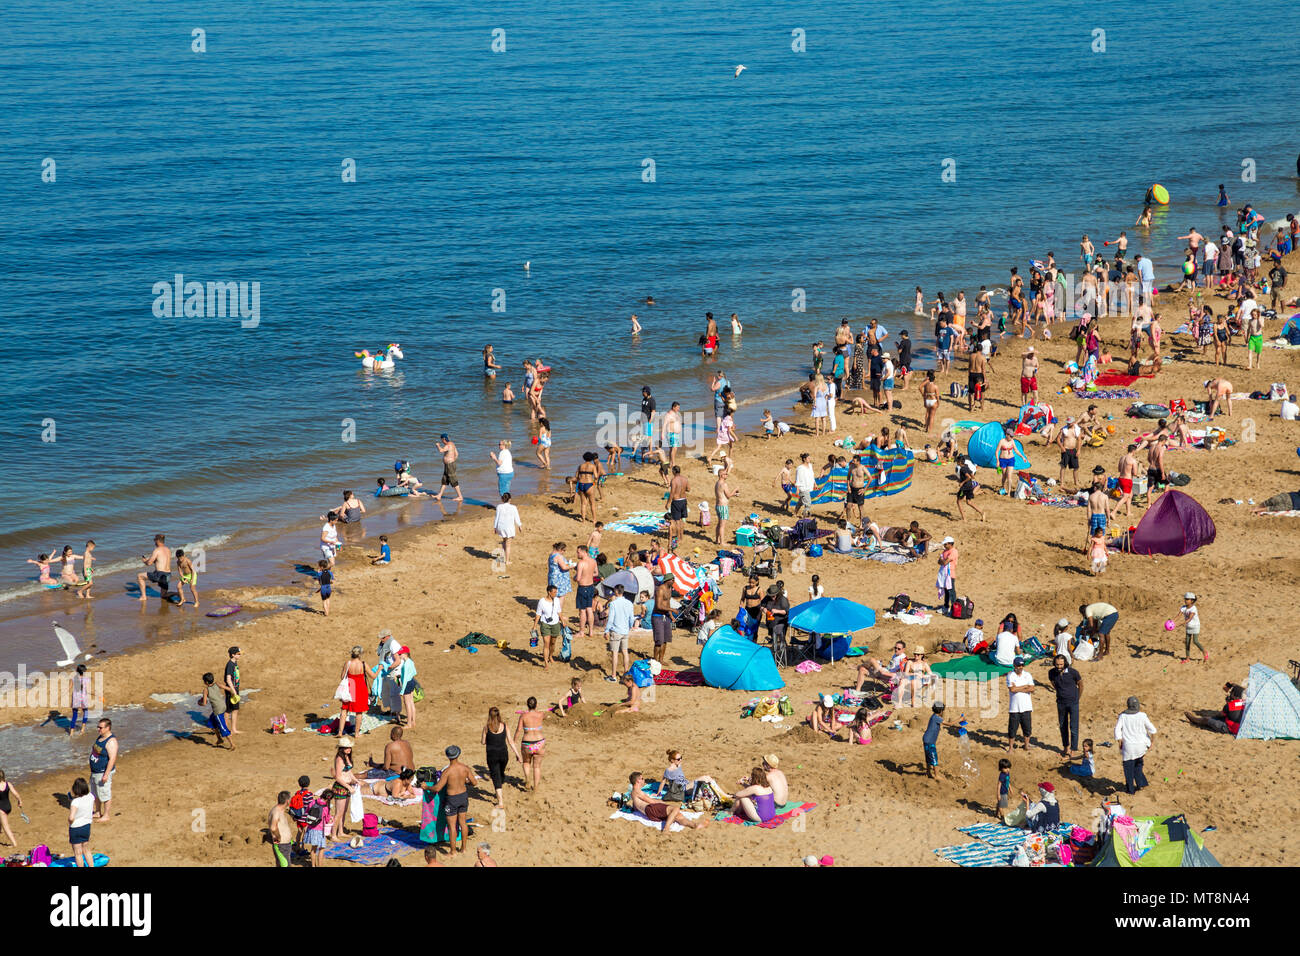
xmin=1164 ymin=619 xmax=1176 ymax=631
xmin=532 ymin=437 xmax=539 ymax=444
xmin=1106 ymin=425 xmax=1116 ymax=434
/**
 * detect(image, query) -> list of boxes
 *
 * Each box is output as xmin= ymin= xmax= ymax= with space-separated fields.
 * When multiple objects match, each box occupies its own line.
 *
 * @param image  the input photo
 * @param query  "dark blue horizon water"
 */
xmin=3 ymin=0 xmax=1300 ymax=616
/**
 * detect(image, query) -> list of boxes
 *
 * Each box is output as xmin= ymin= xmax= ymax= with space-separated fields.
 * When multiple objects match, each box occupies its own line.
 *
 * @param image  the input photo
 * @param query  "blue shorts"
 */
xmin=1089 ymin=513 xmax=1107 ymax=535
xmin=923 ymin=743 xmax=938 ymax=767
xmin=1069 ymin=765 xmax=1093 ymax=777
xmin=208 ymin=712 xmax=231 ymax=737
xmin=69 ymin=824 xmax=91 ymax=846
xmin=667 ymin=433 xmax=681 ymax=448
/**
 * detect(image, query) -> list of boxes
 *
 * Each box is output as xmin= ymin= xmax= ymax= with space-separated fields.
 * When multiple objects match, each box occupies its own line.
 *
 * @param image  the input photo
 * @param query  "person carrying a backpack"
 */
xmin=301 ymin=788 xmax=331 ymax=867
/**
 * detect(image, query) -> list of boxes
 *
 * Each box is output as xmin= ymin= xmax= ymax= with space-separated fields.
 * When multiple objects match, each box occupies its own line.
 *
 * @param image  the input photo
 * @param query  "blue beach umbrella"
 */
xmin=787 ymin=597 xmax=876 ymax=634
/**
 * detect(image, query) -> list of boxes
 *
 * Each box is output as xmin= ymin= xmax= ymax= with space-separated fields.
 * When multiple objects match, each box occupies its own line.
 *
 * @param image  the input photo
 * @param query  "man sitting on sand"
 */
xmin=1184 ymin=683 xmax=1245 ymax=735
xmin=368 ymin=726 xmax=414 ymax=774
xmin=627 ymin=772 xmax=710 ymax=833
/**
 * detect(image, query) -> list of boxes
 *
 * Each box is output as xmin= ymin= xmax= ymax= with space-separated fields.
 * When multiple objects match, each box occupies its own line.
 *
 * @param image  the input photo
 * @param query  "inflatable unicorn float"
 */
xmin=355 ymin=343 xmax=404 ymax=370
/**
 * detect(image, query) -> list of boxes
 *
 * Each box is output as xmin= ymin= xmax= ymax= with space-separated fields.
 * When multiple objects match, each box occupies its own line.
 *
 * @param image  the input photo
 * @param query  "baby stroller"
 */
xmin=673 ymin=586 xmax=707 ymax=631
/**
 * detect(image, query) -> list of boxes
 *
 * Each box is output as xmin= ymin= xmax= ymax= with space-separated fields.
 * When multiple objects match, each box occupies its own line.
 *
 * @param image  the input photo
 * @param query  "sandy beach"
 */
xmin=6 ymin=246 xmax=1300 ymax=869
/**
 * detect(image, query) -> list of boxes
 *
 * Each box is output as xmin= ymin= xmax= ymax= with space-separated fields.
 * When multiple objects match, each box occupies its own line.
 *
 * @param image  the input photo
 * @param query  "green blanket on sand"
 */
xmin=929 ymin=655 xmax=1013 ymax=680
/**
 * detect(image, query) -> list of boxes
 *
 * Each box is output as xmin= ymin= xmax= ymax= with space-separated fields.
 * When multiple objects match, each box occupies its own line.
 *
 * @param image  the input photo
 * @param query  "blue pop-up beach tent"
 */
xmin=966 ymin=421 xmax=1031 ymax=470
xmin=700 ymin=626 xmax=784 ymax=691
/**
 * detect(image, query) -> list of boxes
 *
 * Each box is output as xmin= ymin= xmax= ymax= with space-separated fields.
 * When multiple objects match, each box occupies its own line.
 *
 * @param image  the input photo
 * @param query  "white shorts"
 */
xmin=607 ymin=634 xmax=629 ymax=654
xmin=91 ymin=769 xmax=114 ymax=803
xmin=321 ymin=543 xmax=336 ymax=561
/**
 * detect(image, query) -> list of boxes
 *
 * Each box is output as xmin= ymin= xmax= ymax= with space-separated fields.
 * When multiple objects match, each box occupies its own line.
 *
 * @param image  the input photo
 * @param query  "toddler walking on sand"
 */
xmin=1088 ymin=530 xmax=1108 ymax=575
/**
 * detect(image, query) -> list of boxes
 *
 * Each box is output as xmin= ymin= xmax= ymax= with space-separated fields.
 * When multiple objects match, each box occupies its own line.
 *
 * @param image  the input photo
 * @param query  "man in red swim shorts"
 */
xmin=1116 ymin=443 xmax=1139 ymax=516
xmin=1020 ymin=346 xmax=1040 ymax=404
xmin=627 ymin=772 xmax=710 ymax=833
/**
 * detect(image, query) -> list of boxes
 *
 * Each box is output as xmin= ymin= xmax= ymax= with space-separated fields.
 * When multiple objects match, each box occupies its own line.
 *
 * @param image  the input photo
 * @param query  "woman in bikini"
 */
xmin=514 ymin=696 xmax=547 ymax=792
xmin=330 ymin=738 xmax=362 ymax=839
xmin=55 ymin=546 xmax=80 ymax=587
xmin=575 ymin=453 xmax=600 ymax=522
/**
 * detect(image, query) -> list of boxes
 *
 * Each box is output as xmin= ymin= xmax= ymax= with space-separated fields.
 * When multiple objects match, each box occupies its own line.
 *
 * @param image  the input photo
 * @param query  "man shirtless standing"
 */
xmin=1056 ymin=418 xmax=1082 ymax=491
xmin=137 ymin=534 xmax=172 ymax=602
xmin=714 ymin=467 xmax=738 ymax=546
xmin=668 ymin=466 xmax=690 ymax=548
xmin=1146 ymin=434 xmax=1168 ymax=492
xmin=1020 ymin=347 xmax=1040 ymax=405
xmin=845 ymin=455 xmax=868 ymax=525
xmin=428 ymin=745 xmax=480 ymax=854
xmin=1086 ymin=476 xmax=1111 ymax=552
xmin=995 ymin=430 xmax=1019 ymax=494
xmin=1117 ymin=444 xmax=1139 ymax=515
xmin=575 ymin=546 xmax=598 ymax=640
xmin=662 ymin=402 xmax=683 ymax=466
xmin=434 ymin=435 xmax=463 ymax=502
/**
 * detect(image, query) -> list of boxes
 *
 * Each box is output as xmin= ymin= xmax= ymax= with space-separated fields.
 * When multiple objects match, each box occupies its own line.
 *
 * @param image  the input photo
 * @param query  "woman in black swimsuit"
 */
xmin=482 ymin=706 xmax=522 ymax=810
xmin=741 ymin=576 xmax=764 ymax=632
xmin=0 ymin=770 xmax=24 ymax=849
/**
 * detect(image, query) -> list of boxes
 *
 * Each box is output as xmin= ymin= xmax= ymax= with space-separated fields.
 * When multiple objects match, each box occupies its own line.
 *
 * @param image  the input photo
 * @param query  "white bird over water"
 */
xmin=734 ymin=65 xmax=746 ymax=78
xmin=524 ymin=261 xmax=530 ymax=271
xmin=53 ymin=621 xmax=92 ymax=668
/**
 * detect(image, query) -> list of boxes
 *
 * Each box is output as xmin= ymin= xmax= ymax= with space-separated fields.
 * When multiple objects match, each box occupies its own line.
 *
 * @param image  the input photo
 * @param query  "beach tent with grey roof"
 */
xmin=1235 ymin=662 xmax=1300 ymax=740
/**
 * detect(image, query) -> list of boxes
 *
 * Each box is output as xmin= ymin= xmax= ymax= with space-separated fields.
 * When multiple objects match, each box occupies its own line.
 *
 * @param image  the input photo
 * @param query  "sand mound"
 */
xmin=783 ymin=724 xmax=829 ymax=745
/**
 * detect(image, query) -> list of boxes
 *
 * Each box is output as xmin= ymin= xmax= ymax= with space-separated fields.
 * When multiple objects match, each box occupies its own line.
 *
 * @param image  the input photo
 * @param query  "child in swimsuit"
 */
xmin=615 ymin=673 xmax=641 ymax=714
xmin=502 ymin=383 xmax=514 ymax=404
xmin=841 ymin=705 xmax=876 ymax=745
xmin=75 ymin=540 xmax=96 ymax=599
xmin=28 ymin=553 xmax=56 ymax=587
xmin=554 ymin=677 xmax=585 ymax=717
xmin=176 ymin=549 xmax=199 ymax=607
xmin=1088 ymin=531 xmax=1108 ymax=576
xmin=536 ymin=418 xmax=551 ymax=468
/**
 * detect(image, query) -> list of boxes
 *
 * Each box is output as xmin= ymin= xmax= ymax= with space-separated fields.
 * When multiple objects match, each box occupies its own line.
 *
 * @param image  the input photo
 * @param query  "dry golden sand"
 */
xmin=7 ymin=260 xmax=1300 ymax=867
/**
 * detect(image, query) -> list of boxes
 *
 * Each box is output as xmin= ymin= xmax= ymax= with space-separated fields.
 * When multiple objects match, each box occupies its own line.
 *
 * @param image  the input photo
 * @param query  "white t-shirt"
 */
xmin=1114 ymin=711 xmax=1157 ymax=760
xmin=992 ymin=630 xmax=1019 ymax=667
xmin=1203 ymin=240 xmax=1218 ymax=262
xmin=808 ymin=583 xmax=824 ymax=600
xmin=321 ymin=522 xmax=339 ymax=546
xmin=882 ymin=359 xmax=895 ymax=383
xmin=493 ymin=502 xmax=521 ymax=538
xmin=794 ymin=464 xmax=815 ymax=493
xmin=1006 ymin=670 xmax=1034 ymax=713
xmin=1054 ymin=630 xmax=1073 ymax=662
xmin=536 ymin=597 xmax=560 ymax=626
xmin=963 ymin=627 xmax=984 ymax=652
xmin=1239 ymin=298 xmax=1258 ymax=323
xmin=70 ymin=793 xmax=94 ymax=828
xmin=495 ymin=449 xmax=513 ymax=475
xmin=1281 ymin=399 xmax=1299 ymax=421
xmin=1180 ymin=605 xmax=1200 ymax=632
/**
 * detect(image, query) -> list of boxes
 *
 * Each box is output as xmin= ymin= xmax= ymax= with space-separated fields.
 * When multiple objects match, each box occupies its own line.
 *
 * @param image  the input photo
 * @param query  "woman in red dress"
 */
xmin=339 ymin=646 xmax=370 ymax=739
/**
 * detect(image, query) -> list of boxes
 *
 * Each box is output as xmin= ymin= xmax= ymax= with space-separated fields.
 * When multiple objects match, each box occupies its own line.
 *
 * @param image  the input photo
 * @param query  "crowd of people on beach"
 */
xmin=12 ymin=182 xmax=1299 ymax=865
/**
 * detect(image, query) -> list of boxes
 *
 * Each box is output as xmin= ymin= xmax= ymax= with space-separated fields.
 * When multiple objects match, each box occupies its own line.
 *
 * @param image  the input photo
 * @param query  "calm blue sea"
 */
xmin=3 ymin=0 xmax=1300 ymax=623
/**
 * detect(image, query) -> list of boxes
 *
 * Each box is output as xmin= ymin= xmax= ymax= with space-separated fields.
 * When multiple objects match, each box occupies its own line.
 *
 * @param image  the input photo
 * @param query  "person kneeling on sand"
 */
xmin=627 ymin=772 xmax=710 ymax=833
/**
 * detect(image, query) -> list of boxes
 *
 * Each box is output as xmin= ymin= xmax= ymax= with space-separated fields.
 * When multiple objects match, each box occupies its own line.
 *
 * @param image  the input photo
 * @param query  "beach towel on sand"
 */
xmin=653 ymin=669 xmax=707 ymax=686
xmin=604 ymin=511 xmax=668 ymax=535
xmin=929 ymin=655 xmax=1013 ymax=681
xmin=713 ymin=801 xmax=817 ymax=829
xmin=362 ymin=791 xmax=422 ymax=807
xmin=610 ymin=808 xmax=704 ymax=832
xmin=323 ymin=826 xmax=425 ymax=864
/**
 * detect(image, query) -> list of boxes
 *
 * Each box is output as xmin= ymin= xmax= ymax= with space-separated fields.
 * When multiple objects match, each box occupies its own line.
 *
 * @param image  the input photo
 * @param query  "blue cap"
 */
xmin=1013 ymin=656 xmax=1025 ymax=666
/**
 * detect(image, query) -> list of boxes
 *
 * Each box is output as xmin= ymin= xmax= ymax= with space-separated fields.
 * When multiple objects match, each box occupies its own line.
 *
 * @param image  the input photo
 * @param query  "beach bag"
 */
xmin=689 ymin=781 xmax=721 ymax=812
xmin=807 ymin=543 xmax=824 ymax=558
xmin=348 ymin=787 xmax=364 ymax=824
xmin=334 ymin=678 xmax=353 ymax=703
xmin=298 ymin=798 xmax=324 ymax=830
xmin=1270 ymin=382 xmax=1288 ymax=400
xmin=29 ymin=845 xmax=52 ymax=867
xmin=951 ymin=596 xmax=974 ymax=620
xmin=1073 ymin=638 xmax=1096 ymax=661
xmin=778 ymin=695 xmax=794 ymax=716
xmin=890 ymin=593 xmax=912 ymax=614
xmin=629 ymin=659 xmax=655 ymax=688
xmin=752 ymin=698 xmax=778 ymax=719
xmin=939 ymin=640 xmax=964 ymax=654
xmin=559 ymin=626 xmax=573 ymax=663
xmin=361 ymin=812 xmax=380 ymax=837
xmin=662 ymin=779 xmax=686 ymax=803
xmin=415 ymin=766 xmax=439 ymax=786
xmin=411 ymin=680 xmax=425 ymax=703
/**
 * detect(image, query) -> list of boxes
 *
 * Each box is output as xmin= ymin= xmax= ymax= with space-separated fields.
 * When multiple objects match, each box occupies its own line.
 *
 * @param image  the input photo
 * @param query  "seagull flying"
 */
xmin=53 ymin=621 xmax=92 ymax=667
xmin=734 ymin=65 xmax=746 ymax=78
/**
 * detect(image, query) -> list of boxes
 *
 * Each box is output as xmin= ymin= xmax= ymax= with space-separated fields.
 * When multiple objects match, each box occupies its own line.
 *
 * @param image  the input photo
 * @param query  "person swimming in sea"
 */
xmin=27 ymin=553 xmax=58 ymax=587
xmin=502 ymin=383 xmax=515 ymax=404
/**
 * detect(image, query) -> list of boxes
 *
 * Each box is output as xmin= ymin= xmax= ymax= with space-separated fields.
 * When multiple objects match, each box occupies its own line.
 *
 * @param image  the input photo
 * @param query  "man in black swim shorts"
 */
xmin=428 ymin=745 xmax=479 ymax=854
